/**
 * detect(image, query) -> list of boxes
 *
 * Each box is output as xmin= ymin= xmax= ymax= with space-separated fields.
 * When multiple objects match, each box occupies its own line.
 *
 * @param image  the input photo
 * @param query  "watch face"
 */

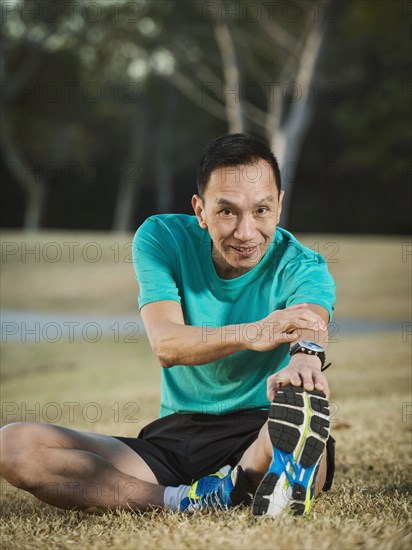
xmin=300 ymin=340 xmax=324 ymax=352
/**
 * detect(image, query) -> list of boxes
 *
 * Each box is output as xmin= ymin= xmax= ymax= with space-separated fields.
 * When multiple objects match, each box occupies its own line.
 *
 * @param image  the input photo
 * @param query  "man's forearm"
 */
xmin=153 ymin=322 xmax=247 ymax=368
xmin=147 ymin=303 xmax=328 ymax=368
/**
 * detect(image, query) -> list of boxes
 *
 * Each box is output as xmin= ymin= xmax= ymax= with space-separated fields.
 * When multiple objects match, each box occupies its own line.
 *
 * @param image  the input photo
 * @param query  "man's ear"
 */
xmin=191 ymin=194 xmax=208 ymax=228
xmin=277 ymin=190 xmax=285 ymax=223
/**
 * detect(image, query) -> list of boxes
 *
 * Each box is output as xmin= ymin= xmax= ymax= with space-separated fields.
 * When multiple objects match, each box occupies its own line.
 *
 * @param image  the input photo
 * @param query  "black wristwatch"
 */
xmin=289 ymin=340 xmax=332 ymax=372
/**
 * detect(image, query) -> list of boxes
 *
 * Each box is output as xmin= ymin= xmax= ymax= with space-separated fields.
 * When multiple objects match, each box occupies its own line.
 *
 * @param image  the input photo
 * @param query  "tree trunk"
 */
xmin=269 ymin=20 xmax=327 ymax=227
xmin=0 ymin=118 xmax=46 ymax=231
xmin=213 ymin=22 xmax=244 ymax=133
xmin=155 ymin=88 xmax=178 ymax=213
xmin=24 ymin=183 xmax=46 ymax=230
xmin=111 ymin=106 xmax=146 ymax=232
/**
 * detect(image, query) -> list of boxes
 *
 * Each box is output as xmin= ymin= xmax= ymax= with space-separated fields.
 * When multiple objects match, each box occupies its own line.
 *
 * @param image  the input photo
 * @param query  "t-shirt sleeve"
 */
xmin=285 ymin=255 xmax=336 ymax=321
xmin=132 ymin=217 xmax=182 ymax=310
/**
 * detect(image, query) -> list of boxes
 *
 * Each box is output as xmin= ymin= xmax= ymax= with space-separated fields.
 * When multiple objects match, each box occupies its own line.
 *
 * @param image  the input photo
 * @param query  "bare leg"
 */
xmin=238 ymin=420 xmax=327 ymax=496
xmin=0 ymin=422 xmax=165 ymax=511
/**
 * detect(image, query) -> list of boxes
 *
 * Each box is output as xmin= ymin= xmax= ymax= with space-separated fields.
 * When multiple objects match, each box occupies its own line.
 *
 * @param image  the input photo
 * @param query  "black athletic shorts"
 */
xmin=114 ymin=409 xmax=335 ymax=490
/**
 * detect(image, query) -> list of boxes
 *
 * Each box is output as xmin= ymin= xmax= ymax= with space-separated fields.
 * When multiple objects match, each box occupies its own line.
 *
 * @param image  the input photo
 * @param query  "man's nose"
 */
xmin=233 ymin=215 xmax=257 ymax=242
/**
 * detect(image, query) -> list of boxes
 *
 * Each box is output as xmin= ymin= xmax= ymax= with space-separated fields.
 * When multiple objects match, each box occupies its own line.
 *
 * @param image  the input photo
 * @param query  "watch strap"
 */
xmin=321 ymin=362 xmax=332 ymax=372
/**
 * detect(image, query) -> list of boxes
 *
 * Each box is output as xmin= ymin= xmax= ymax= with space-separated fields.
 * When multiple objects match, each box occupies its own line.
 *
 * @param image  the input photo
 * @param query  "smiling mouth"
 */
xmin=231 ymin=245 xmax=258 ymax=257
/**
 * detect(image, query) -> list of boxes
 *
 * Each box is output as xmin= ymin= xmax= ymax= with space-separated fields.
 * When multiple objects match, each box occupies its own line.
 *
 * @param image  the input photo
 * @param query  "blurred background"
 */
xmin=1 ymin=0 xmax=411 ymax=233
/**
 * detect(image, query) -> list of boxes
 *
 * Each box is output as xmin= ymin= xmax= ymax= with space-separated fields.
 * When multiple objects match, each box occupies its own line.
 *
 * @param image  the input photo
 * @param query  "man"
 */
xmin=0 ymin=134 xmax=335 ymax=517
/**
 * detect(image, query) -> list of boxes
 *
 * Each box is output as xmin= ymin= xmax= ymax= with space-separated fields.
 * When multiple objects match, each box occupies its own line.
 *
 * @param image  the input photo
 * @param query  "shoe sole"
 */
xmin=252 ymin=384 xmax=330 ymax=517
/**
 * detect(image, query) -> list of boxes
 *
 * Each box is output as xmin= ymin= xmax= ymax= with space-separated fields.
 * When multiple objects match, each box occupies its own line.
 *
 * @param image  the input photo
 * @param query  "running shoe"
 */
xmin=252 ymin=384 xmax=330 ymax=517
xmin=180 ymin=465 xmax=253 ymax=511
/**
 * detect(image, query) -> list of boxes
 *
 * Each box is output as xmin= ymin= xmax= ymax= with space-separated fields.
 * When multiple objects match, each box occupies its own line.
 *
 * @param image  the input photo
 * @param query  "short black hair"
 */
xmin=197 ymin=133 xmax=281 ymax=197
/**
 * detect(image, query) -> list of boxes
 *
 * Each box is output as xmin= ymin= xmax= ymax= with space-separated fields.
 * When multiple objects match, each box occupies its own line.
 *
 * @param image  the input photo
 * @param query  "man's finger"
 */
xmin=279 ymin=331 xmax=299 ymax=343
xmin=282 ymin=319 xmax=327 ymax=333
xmin=313 ymin=370 xmax=330 ymax=398
xmin=267 ymin=376 xmax=280 ymax=402
xmin=288 ymin=372 xmax=302 ymax=387
xmin=297 ymin=367 xmax=315 ymax=392
xmin=275 ymin=367 xmax=301 ymax=388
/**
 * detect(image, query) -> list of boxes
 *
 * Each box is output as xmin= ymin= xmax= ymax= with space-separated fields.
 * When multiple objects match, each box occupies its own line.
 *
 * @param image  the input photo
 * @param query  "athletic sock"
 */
xmin=163 ymin=484 xmax=190 ymax=511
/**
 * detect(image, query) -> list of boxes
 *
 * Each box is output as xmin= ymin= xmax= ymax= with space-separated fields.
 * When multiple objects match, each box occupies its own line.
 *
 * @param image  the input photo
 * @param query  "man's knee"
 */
xmin=0 ymin=422 xmax=45 ymax=488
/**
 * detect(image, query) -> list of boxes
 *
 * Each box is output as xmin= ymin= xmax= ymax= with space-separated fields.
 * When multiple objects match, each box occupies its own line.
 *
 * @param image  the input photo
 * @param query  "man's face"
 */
xmin=192 ymin=159 xmax=284 ymax=279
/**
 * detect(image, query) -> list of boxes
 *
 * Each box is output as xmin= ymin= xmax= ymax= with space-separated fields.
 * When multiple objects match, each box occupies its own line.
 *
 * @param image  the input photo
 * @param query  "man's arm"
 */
xmin=141 ymin=300 xmax=327 ymax=368
xmin=266 ymin=303 xmax=331 ymax=399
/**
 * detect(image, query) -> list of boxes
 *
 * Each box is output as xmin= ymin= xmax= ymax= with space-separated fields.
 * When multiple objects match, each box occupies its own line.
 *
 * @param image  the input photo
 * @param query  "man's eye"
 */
xmin=256 ymin=207 xmax=269 ymax=215
xmin=219 ymin=209 xmax=233 ymax=216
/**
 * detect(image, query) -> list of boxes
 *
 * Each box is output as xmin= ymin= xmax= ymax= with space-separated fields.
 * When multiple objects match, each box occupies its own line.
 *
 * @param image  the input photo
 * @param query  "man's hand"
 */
xmin=266 ymin=354 xmax=330 ymax=402
xmin=243 ymin=304 xmax=327 ymax=353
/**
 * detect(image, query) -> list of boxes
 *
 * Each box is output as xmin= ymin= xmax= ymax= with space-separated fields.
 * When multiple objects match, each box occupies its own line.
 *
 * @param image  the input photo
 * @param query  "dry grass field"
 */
xmin=1 ymin=231 xmax=411 ymax=550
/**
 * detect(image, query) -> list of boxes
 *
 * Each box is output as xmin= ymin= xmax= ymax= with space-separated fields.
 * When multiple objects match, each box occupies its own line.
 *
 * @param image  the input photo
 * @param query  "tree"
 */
xmin=152 ymin=0 xmax=331 ymax=224
xmin=2 ymin=0 xmax=408 ymax=233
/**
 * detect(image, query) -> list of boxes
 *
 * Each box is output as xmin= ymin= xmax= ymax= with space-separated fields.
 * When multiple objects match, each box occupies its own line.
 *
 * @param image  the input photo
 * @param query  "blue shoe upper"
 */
xmin=179 ymin=465 xmax=235 ymax=511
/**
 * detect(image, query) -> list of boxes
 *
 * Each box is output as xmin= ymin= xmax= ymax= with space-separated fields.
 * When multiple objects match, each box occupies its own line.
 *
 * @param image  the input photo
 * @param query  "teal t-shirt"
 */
xmin=133 ymin=214 xmax=336 ymax=417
